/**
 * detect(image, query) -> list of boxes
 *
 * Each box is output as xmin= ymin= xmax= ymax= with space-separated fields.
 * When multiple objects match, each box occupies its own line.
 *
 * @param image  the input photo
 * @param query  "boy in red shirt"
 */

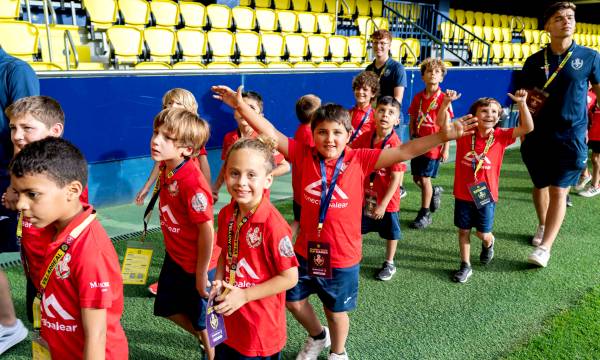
xmin=150 ymin=108 xmax=218 ymax=359
xmin=407 ymin=58 xmax=452 ymax=229
xmin=212 ymin=90 xmax=290 ymax=202
xmin=348 ymin=71 xmax=379 ymax=142
xmin=210 ymin=137 xmax=299 ymax=359
xmin=350 ymin=96 xmax=403 ymax=281
xmin=212 ymin=84 xmax=475 ymax=360
xmin=438 ymin=90 xmax=533 ymax=283
xmin=579 ymin=89 xmax=600 ymax=197
xmin=10 ymin=137 xmax=128 ymax=359
xmin=292 ymin=94 xmax=321 ymax=237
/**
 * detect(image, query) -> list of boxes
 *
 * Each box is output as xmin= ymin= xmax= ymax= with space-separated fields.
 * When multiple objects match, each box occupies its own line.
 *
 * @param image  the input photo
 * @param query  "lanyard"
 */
xmin=417 ymin=89 xmax=441 ymax=131
xmin=376 ymin=62 xmax=387 ymax=80
xmin=225 ymin=203 xmax=259 ymax=288
xmin=349 ymin=108 xmax=371 ymax=143
xmin=543 ymin=48 xmax=573 ymax=90
xmin=142 ymin=159 xmax=187 ymax=242
xmin=317 ymin=151 xmax=345 ymax=236
xmin=471 ymin=133 xmax=495 ymax=180
xmin=369 ymin=132 xmax=393 ymax=187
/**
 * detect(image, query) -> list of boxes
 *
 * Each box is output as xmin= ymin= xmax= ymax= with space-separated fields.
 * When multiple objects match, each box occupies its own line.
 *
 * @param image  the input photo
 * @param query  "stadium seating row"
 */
xmin=449 ymin=9 xmax=539 ymax=30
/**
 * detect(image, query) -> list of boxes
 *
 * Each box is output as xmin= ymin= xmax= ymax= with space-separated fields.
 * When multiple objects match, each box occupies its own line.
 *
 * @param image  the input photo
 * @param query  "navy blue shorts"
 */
xmin=454 ymin=199 xmax=496 ymax=233
xmin=410 ymin=155 xmax=441 ymax=178
xmin=154 ymin=252 xmax=216 ymax=331
xmin=286 ymin=255 xmax=359 ymax=312
xmin=521 ymin=139 xmax=586 ymax=188
xmin=0 ymin=178 xmax=19 ymax=253
xmin=589 ymin=140 xmax=600 ymax=154
xmin=215 ymin=343 xmax=281 ymax=360
xmin=293 ymin=200 xmax=301 ymax=222
xmin=361 ymin=211 xmax=402 ymax=240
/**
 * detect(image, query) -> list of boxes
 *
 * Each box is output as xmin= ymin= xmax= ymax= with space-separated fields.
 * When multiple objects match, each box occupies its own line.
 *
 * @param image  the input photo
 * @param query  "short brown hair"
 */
xmin=370 ymin=29 xmax=392 ymax=42
xmin=543 ymin=2 xmax=576 ymax=26
xmin=5 ymin=96 xmax=64 ymax=129
xmin=296 ymin=94 xmax=321 ymax=124
xmin=419 ymin=58 xmax=447 ymax=77
xmin=468 ymin=98 xmax=504 ymax=119
xmin=311 ymin=104 xmax=352 ymax=133
xmin=162 ymin=88 xmax=198 ymax=113
xmin=352 ymin=71 xmax=380 ymax=98
xmin=153 ymin=108 xmax=210 ymax=157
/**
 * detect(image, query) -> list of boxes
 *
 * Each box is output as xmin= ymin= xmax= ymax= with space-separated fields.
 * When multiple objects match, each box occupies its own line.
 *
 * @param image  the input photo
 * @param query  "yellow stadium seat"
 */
xmin=340 ymin=0 xmax=356 ymax=17
xmin=390 ymin=37 xmax=402 ymax=61
xmin=339 ymin=62 xmax=360 ymax=68
xmin=491 ymin=13 xmax=501 ymax=27
xmin=491 ymin=42 xmax=503 ymax=64
xmin=72 ymin=62 xmax=105 ymax=70
xmin=35 ymin=24 xmax=89 ymax=69
xmin=529 ymin=43 xmax=540 ymax=54
xmin=448 ymin=8 xmax=455 ymax=22
xmin=274 ymin=0 xmax=291 ymax=10
xmin=207 ymin=30 xmax=235 ymax=62
xmin=464 ymin=10 xmax=474 ymax=26
xmin=522 ymin=17 xmax=531 ymax=30
xmin=356 ymin=16 xmax=388 ymax=35
xmin=179 ymin=2 xmax=207 ymax=29
xmin=540 ymin=31 xmax=550 ymax=45
xmin=483 ymin=12 xmax=492 ymax=26
xmin=462 ymin=24 xmax=473 ymax=41
xmin=0 ymin=21 xmax=39 ymax=61
xmin=317 ymin=62 xmax=338 ymax=68
xmin=469 ymin=41 xmax=486 ymax=63
xmin=292 ymin=0 xmax=309 ymax=11
xmin=347 ymin=36 xmax=366 ymax=63
xmin=207 ymin=4 xmax=232 ymax=30
xmin=511 ymin=43 xmax=522 ymax=62
xmin=294 ymin=61 xmax=316 ymax=68
xmin=531 ymin=29 xmax=541 ymax=44
xmin=267 ymin=61 xmax=292 ymax=68
xmin=409 ymin=3 xmax=420 ymax=21
xmin=277 ymin=10 xmax=299 ymax=33
xmin=324 ymin=0 xmax=340 ymax=14
xmin=307 ymin=34 xmax=327 ymax=63
xmin=491 ymin=26 xmax=502 ymax=42
xmin=0 ymin=0 xmax=20 ymax=19
xmin=83 ymin=0 xmax=118 ymax=30
xmin=28 ymin=62 xmax=63 ymax=71
xmin=523 ymin=29 xmax=533 ymax=43
xmin=308 ymin=0 xmax=325 ymax=13
xmin=284 ymin=33 xmax=307 ymax=62
xmin=172 ymin=61 xmax=205 ymax=69
xmin=144 ymin=27 xmax=176 ymax=63
xmin=356 ymin=0 xmax=370 ymax=16
xmin=328 ymin=35 xmax=347 ymax=62
xmin=255 ymin=0 xmax=272 ymax=8
xmin=239 ymin=0 xmax=251 ymax=6
xmin=474 ymin=11 xmax=483 ymax=26
xmin=402 ymin=38 xmax=420 ymax=66
xmin=471 ymin=25 xmax=483 ymax=40
xmin=255 ymin=9 xmax=278 ymax=32
xmin=238 ymin=62 xmax=267 ymax=69
xmin=298 ymin=12 xmax=317 ymax=33
xmin=232 ymin=7 xmax=256 ymax=31
xmin=501 ymin=42 xmax=512 ymax=61
xmin=316 ymin=13 xmax=335 ymax=34
xmin=150 ymin=0 xmax=179 ymax=28
xmin=107 ymin=25 xmax=143 ymax=65
xmin=530 ymin=18 xmax=538 ymax=30
xmin=135 ymin=61 xmax=171 ymax=69
xmin=501 ymin=27 xmax=511 ymax=43
xmin=370 ymin=1 xmax=383 ymax=17
xmin=521 ymin=43 xmax=531 ymax=58
xmin=454 ymin=9 xmax=465 ymax=25
xmin=440 ymin=21 xmax=454 ymax=43
xmin=206 ymin=61 xmax=237 ymax=69
xmin=118 ymin=0 xmax=150 ymax=28
xmin=236 ymin=30 xmax=261 ymax=62
xmin=261 ymin=32 xmax=285 ymax=62
xmin=177 ymin=28 xmax=207 ymax=62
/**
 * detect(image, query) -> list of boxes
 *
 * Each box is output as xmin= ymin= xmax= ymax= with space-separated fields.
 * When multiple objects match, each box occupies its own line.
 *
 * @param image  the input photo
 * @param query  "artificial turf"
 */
xmin=3 ymin=148 xmax=600 ymax=359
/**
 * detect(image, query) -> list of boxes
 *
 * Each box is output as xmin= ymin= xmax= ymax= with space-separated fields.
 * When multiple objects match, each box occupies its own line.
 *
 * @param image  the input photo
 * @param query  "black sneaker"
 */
xmin=375 ymin=261 xmax=396 ymax=281
xmin=480 ymin=237 xmax=495 ymax=265
xmin=453 ymin=262 xmax=472 ymax=283
xmin=409 ymin=210 xmax=432 ymax=229
xmin=566 ymin=194 xmax=573 ymax=207
xmin=400 ymin=186 xmax=407 ymax=199
xmin=430 ymin=186 xmax=444 ymax=213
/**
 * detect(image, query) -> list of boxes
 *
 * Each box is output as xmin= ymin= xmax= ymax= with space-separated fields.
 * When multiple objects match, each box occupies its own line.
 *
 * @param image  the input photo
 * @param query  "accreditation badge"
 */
xmin=205 ymin=295 xmax=227 ymax=348
xmin=364 ymin=188 xmax=378 ymax=219
xmin=32 ymin=333 xmax=51 ymax=360
xmin=121 ymin=240 xmax=153 ymax=285
xmin=468 ymin=181 xmax=492 ymax=209
xmin=525 ymin=87 xmax=549 ymax=117
xmin=307 ymin=241 xmax=332 ymax=278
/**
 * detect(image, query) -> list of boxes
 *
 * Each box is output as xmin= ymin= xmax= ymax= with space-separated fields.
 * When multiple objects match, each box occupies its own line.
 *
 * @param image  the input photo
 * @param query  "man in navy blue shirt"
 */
xmin=519 ymin=2 xmax=600 ymax=268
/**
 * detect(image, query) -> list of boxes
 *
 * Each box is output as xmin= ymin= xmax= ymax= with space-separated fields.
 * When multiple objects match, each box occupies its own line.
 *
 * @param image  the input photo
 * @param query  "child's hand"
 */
xmin=214 ymin=282 xmax=248 ymax=316
xmin=134 ymin=187 xmax=149 ymax=206
xmin=196 ymin=271 xmax=209 ymax=298
xmin=508 ymin=89 xmax=528 ymax=104
xmin=441 ymin=146 xmax=450 ymax=162
xmin=1 ymin=188 xmax=18 ymax=211
xmin=372 ymin=204 xmax=386 ymax=220
xmin=443 ymin=89 xmax=461 ymax=103
xmin=440 ymin=114 xmax=477 ymax=141
xmin=210 ymin=280 xmax=224 ymax=299
xmin=211 ymin=85 xmax=244 ymax=109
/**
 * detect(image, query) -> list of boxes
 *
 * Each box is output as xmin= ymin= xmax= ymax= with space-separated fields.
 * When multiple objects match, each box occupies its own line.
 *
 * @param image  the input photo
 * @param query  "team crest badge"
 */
xmin=210 ymin=313 xmax=219 ymax=330
xmin=55 ymin=253 xmax=72 ymax=279
xmin=278 ymin=236 xmax=295 ymax=257
xmin=246 ymin=227 xmax=262 ymax=248
xmin=314 ymin=254 xmax=325 ymax=267
xmin=168 ymin=181 xmax=179 ymax=196
xmin=571 ymin=58 xmax=583 ymax=70
xmin=384 ymin=69 xmax=391 ymax=77
xmin=191 ymin=192 xmax=207 ymax=212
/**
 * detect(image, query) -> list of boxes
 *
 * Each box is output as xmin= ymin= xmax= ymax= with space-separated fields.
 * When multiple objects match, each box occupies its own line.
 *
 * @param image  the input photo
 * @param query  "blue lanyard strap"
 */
xmin=368 ymin=132 xmax=393 ymax=186
xmin=318 ymin=151 xmax=345 ymax=235
xmin=349 ymin=108 xmax=371 ymax=143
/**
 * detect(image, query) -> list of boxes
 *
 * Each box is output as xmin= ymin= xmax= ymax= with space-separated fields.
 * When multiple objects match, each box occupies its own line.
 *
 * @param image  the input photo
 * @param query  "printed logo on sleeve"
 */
xmin=191 ymin=192 xmax=208 ymax=212
xmin=278 ymin=236 xmax=295 ymax=257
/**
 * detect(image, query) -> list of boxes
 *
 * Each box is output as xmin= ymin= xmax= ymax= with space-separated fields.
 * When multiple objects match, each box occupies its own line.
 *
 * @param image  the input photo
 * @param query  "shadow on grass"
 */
xmin=396 ymin=263 xmax=455 ymax=282
xmin=495 ymin=231 xmax=532 ymax=245
xmin=502 ymin=185 xmax=533 ymax=194
xmin=126 ymin=329 xmax=197 ymax=352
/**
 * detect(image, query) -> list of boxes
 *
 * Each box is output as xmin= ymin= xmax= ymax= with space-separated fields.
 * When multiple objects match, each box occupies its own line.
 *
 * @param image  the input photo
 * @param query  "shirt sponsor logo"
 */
xmin=571 ymin=58 xmax=583 ymax=70
xmin=461 ymin=151 xmax=492 ymax=170
xmin=278 ymin=236 xmax=294 ymax=257
xmin=55 ymin=253 xmax=71 ymax=280
xmin=42 ymin=293 xmax=77 ymax=332
xmin=226 ymin=258 xmax=260 ymax=288
xmin=191 ymin=192 xmax=208 ymax=212
xmin=246 ymin=227 xmax=262 ymax=248
xmin=303 ymin=180 xmax=350 ymax=209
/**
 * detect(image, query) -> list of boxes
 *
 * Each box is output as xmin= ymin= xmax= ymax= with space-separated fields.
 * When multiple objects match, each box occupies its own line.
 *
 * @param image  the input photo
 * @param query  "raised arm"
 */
xmin=508 ymin=89 xmax=534 ymax=139
xmin=212 ymin=85 xmax=290 ymax=157
xmin=436 ymin=89 xmax=461 ymax=128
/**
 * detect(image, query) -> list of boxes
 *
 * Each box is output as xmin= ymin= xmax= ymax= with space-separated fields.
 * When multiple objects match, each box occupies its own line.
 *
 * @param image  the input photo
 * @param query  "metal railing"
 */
xmin=64 ymin=29 xmax=79 ymax=69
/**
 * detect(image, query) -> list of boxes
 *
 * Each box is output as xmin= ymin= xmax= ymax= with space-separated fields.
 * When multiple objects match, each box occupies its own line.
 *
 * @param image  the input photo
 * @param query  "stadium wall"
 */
xmin=38 ymin=67 xmax=517 ymax=207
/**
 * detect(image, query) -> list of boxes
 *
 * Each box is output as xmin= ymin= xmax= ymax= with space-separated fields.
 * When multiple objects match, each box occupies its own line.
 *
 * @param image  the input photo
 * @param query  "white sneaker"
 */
xmin=531 ymin=225 xmax=545 ymax=247
xmin=0 ymin=319 xmax=28 ymax=355
xmin=296 ymin=326 xmax=331 ymax=360
xmin=575 ymin=175 xmax=592 ymax=191
xmin=328 ymin=351 xmax=349 ymax=360
xmin=579 ymin=185 xmax=600 ymax=198
xmin=528 ymin=246 xmax=551 ymax=267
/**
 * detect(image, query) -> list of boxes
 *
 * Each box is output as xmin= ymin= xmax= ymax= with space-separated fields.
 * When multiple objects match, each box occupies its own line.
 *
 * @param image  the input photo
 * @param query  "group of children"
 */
xmin=15 ymin=54 xmax=600 ymax=359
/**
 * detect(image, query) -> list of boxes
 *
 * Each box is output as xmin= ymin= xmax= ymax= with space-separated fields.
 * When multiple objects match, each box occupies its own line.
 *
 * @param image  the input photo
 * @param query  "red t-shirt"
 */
xmin=407 ymin=90 xmax=454 ymax=159
xmin=288 ymin=138 xmax=381 ymax=268
xmin=588 ymin=91 xmax=600 ymax=141
xmin=158 ymin=158 xmax=218 ymax=274
xmin=453 ymin=128 xmax=515 ymax=202
xmin=199 ymin=146 xmax=207 ymax=156
xmin=40 ymin=205 xmax=128 ymax=360
xmin=21 ymin=187 xmax=89 ymax=288
xmin=351 ymin=130 xmax=403 ymax=212
xmin=349 ymin=104 xmax=374 ymax=141
xmin=292 ymin=124 xmax=315 ymax=203
xmin=221 ymin=130 xmax=285 ymax=164
xmin=216 ymin=198 xmax=298 ymax=357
